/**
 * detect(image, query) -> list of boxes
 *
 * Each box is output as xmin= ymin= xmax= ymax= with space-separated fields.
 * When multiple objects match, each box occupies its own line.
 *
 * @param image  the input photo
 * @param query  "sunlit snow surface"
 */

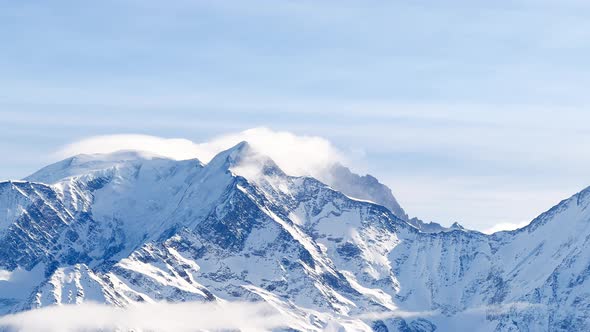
xmin=0 ymin=142 xmax=589 ymax=331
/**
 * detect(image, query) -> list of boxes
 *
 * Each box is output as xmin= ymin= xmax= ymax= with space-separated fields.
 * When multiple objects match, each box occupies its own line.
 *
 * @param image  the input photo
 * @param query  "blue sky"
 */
xmin=1 ymin=0 xmax=589 ymax=231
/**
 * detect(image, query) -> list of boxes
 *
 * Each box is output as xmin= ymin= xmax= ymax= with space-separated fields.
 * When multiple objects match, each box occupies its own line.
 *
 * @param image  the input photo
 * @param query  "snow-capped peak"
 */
xmin=204 ymin=141 xmax=250 ymax=170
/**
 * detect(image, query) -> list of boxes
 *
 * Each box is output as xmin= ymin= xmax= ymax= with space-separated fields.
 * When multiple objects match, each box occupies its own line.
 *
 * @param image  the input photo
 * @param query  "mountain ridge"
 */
xmin=0 ymin=143 xmax=589 ymax=331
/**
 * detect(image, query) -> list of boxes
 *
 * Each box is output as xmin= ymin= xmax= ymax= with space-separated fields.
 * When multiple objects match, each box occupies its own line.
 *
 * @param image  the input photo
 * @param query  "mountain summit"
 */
xmin=0 ymin=143 xmax=589 ymax=331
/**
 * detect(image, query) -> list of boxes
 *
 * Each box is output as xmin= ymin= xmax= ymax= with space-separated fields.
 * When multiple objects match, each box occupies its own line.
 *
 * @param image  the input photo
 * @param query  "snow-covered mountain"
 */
xmin=1 ymin=142 xmax=589 ymax=331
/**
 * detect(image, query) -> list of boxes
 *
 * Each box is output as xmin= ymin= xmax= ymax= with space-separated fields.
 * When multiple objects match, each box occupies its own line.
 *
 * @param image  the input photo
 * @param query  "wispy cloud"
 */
xmin=463 ymin=302 xmax=546 ymax=315
xmin=55 ymin=134 xmax=202 ymax=161
xmin=0 ymin=299 xmax=546 ymax=332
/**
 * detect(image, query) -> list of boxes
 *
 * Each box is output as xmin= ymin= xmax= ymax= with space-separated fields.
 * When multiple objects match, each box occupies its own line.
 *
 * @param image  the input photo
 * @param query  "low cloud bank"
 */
xmin=0 ymin=298 xmax=545 ymax=332
xmin=0 ymin=301 xmax=290 ymax=332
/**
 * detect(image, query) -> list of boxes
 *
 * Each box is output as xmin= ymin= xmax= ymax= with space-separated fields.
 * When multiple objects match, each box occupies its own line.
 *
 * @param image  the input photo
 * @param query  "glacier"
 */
xmin=0 ymin=142 xmax=589 ymax=331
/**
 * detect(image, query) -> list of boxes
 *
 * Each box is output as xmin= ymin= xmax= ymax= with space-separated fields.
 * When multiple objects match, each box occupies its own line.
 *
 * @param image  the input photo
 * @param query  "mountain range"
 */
xmin=0 ymin=142 xmax=589 ymax=331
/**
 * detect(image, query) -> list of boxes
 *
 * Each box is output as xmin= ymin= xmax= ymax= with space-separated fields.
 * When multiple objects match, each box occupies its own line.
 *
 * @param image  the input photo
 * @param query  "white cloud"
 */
xmin=0 ymin=270 xmax=11 ymax=281
xmin=55 ymin=127 xmax=344 ymax=178
xmin=482 ymin=220 xmax=531 ymax=234
xmin=56 ymin=134 xmax=202 ymax=161
xmin=0 ymin=301 xmax=291 ymax=332
xmin=353 ymin=309 xmax=434 ymax=320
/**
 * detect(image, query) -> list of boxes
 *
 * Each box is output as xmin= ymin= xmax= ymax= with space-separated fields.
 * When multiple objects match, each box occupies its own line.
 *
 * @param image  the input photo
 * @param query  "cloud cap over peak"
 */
xmin=54 ymin=127 xmax=345 ymax=179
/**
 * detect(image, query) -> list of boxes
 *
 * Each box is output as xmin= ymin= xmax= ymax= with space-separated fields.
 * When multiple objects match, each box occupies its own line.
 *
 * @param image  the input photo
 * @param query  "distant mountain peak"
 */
xmin=202 ymin=141 xmax=286 ymax=180
xmin=211 ymin=141 xmax=250 ymax=165
xmin=450 ymin=221 xmax=465 ymax=230
xmin=319 ymin=163 xmax=409 ymax=221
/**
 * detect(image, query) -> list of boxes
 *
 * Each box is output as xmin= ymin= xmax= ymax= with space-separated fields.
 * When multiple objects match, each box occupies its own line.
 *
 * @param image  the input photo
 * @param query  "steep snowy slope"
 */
xmin=0 ymin=142 xmax=588 ymax=331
